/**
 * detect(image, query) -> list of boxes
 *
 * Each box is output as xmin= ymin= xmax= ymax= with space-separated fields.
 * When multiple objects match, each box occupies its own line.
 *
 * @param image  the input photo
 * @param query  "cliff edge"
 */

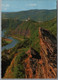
xmin=38 ymin=27 xmax=57 ymax=78
xmin=3 ymin=27 xmax=57 ymax=78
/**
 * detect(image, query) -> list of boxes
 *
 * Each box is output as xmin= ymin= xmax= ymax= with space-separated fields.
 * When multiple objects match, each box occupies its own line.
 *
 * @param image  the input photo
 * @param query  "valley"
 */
xmin=1 ymin=9 xmax=57 ymax=78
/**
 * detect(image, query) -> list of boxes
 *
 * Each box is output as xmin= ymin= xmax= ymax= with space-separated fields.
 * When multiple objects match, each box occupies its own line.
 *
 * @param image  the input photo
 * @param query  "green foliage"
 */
xmin=2 ymin=39 xmax=8 ymax=46
xmin=2 ymin=49 xmax=10 ymax=77
xmin=14 ymin=38 xmax=32 ymax=49
xmin=13 ymin=52 xmax=27 ymax=78
xmin=3 ymin=18 xmax=57 ymax=53
xmin=2 ymin=19 xmax=22 ymax=30
xmin=2 ymin=9 xmax=56 ymax=21
xmin=39 ymin=18 xmax=57 ymax=37
xmin=2 ymin=12 xmax=57 ymax=78
xmin=14 ymin=64 xmax=25 ymax=78
xmin=7 ymin=38 xmax=31 ymax=61
xmin=2 ymin=38 xmax=12 ymax=46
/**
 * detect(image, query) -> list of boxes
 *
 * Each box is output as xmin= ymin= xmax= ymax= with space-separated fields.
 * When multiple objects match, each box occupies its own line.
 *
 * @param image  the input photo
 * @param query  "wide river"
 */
xmin=2 ymin=30 xmax=19 ymax=51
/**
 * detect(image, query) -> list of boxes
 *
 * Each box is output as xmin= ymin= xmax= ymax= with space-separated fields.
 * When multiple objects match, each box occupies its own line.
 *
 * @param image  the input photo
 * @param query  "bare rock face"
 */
xmin=38 ymin=27 xmax=57 ymax=78
xmin=3 ymin=27 xmax=57 ymax=78
xmin=24 ymin=27 xmax=57 ymax=78
xmin=24 ymin=48 xmax=41 ymax=78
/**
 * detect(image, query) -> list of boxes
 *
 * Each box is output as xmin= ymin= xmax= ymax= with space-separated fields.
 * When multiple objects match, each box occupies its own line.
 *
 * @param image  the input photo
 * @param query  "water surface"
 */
xmin=2 ymin=30 xmax=19 ymax=51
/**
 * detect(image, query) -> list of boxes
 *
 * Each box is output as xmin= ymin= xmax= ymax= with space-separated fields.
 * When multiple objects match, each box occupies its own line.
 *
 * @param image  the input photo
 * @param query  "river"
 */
xmin=2 ymin=30 xmax=19 ymax=51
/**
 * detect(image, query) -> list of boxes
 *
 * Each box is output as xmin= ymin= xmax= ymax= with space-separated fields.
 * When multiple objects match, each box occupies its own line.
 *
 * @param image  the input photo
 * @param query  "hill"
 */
xmin=3 ymin=27 xmax=57 ymax=78
xmin=4 ymin=18 xmax=57 ymax=37
xmin=2 ymin=18 xmax=57 ymax=55
xmin=2 ymin=17 xmax=57 ymax=78
xmin=2 ymin=9 xmax=56 ymax=21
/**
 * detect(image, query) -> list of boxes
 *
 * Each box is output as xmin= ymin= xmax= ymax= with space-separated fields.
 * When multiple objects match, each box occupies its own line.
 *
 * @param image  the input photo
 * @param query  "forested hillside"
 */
xmin=2 ymin=10 xmax=57 ymax=78
xmin=2 ymin=9 xmax=56 ymax=21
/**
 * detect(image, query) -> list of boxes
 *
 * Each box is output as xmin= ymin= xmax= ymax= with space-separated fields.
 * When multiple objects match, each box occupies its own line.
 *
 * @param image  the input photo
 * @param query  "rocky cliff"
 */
xmin=24 ymin=27 xmax=57 ymax=78
xmin=24 ymin=48 xmax=41 ymax=78
xmin=3 ymin=27 xmax=57 ymax=78
xmin=38 ymin=27 xmax=57 ymax=78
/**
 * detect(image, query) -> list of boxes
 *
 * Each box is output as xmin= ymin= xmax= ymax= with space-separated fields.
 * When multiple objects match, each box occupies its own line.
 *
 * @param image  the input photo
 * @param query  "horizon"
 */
xmin=2 ymin=0 xmax=57 ymax=12
xmin=2 ymin=9 xmax=57 ymax=13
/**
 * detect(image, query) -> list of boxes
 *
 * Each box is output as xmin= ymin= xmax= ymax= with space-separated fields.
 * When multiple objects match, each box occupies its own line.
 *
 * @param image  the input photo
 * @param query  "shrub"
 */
xmin=13 ymin=52 xmax=27 ymax=78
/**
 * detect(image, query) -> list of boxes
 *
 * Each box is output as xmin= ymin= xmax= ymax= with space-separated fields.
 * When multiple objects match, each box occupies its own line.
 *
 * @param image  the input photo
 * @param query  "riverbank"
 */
xmin=12 ymin=36 xmax=24 ymax=41
xmin=2 ymin=37 xmax=19 ymax=51
xmin=3 ymin=37 xmax=12 ymax=43
xmin=2 ymin=38 xmax=12 ymax=47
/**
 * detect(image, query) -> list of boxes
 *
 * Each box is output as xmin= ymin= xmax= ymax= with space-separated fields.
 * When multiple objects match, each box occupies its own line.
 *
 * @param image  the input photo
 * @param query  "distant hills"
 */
xmin=2 ymin=9 xmax=56 ymax=21
xmin=2 ymin=9 xmax=57 ymax=78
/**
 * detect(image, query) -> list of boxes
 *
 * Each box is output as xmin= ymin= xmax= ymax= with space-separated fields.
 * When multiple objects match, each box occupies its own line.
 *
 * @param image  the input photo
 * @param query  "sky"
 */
xmin=2 ymin=0 xmax=57 ymax=12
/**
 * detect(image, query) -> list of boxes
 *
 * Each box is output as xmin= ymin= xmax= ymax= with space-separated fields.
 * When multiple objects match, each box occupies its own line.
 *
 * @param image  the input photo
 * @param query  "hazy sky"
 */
xmin=2 ymin=0 xmax=57 ymax=12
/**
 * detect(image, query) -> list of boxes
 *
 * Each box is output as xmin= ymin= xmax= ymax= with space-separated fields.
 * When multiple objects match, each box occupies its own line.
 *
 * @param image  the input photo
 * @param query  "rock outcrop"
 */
xmin=3 ymin=27 xmax=57 ymax=78
xmin=24 ymin=27 xmax=57 ymax=78
xmin=24 ymin=48 xmax=41 ymax=78
xmin=38 ymin=27 xmax=57 ymax=78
